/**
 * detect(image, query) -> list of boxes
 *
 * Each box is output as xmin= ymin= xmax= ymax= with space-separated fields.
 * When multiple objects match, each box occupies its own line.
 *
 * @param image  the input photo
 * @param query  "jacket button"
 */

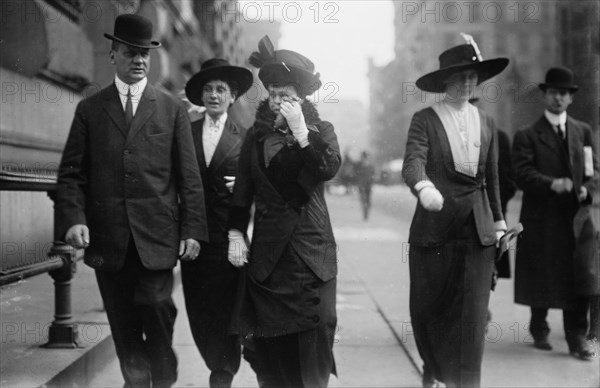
xmin=123 ymin=150 xmax=130 ymax=155
xmin=311 ymin=297 xmax=321 ymax=305
xmin=310 ymin=315 xmax=320 ymax=323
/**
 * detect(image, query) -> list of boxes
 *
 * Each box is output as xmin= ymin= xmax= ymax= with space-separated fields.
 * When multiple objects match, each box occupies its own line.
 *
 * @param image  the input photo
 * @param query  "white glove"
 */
xmin=418 ymin=187 xmax=444 ymax=212
xmin=228 ymin=229 xmax=248 ymax=268
xmin=280 ymin=99 xmax=309 ymax=147
xmin=495 ymin=230 xmax=506 ymax=248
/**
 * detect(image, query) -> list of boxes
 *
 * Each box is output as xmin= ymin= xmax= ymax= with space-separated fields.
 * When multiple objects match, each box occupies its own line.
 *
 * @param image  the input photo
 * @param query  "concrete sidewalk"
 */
xmin=86 ymin=254 xmax=422 ymax=387
xmin=2 ymin=185 xmax=598 ymax=387
xmin=336 ymin=185 xmax=600 ymax=388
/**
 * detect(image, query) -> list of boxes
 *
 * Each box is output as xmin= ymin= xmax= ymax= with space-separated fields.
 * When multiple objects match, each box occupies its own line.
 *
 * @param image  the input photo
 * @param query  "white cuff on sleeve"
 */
xmin=494 ymin=220 xmax=507 ymax=232
xmin=414 ymin=180 xmax=434 ymax=193
xmin=228 ymin=229 xmax=244 ymax=239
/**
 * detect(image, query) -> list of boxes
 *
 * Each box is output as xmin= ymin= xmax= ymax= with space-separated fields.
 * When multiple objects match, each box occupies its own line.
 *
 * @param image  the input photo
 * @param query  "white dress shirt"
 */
xmin=544 ymin=110 xmax=567 ymax=139
xmin=432 ymin=101 xmax=481 ymax=177
xmin=114 ymin=75 xmax=147 ymax=116
xmin=203 ymin=112 xmax=227 ymax=166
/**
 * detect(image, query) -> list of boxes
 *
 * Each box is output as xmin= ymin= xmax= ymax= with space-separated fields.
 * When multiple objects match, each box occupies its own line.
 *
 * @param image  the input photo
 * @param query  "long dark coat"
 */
xmin=228 ymin=101 xmax=341 ymax=385
xmin=512 ymin=115 xmax=599 ymax=308
xmin=55 ymin=83 xmax=208 ymax=271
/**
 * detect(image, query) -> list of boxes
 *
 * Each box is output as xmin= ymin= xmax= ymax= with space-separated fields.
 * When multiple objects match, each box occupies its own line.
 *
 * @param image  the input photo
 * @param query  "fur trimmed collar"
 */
xmin=254 ymin=99 xmax=320 ymax=140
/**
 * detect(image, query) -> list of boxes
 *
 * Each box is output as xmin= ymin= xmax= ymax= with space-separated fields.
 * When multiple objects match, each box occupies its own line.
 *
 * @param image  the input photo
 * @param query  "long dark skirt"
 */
xmin=409 ymin=218 xmax=495 ymax=388
xmin=181 ymin=242 xmax=241 ymax=379
xmin=232 ymin=244 xmax=337 ymax=388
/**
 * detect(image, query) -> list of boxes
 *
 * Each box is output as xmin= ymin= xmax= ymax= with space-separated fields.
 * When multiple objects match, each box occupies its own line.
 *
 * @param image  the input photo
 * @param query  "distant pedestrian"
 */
xmin=512 ymin=66 xmax=599 ymax=361
xmin=402 ymin=34 xmax=509 ymax=388
xmin=355 ymin=150 xmax=375 ymax=220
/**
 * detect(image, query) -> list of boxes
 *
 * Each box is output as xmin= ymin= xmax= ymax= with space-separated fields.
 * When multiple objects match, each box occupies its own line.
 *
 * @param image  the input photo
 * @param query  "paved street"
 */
xmin=86 ymin=185 xmax=599 ymax=387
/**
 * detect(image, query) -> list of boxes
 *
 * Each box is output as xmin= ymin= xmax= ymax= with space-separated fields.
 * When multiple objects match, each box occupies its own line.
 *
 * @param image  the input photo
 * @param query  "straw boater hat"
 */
xmin=416 ymin=33 xmax=509 ymax=93
xmin=539 ymin=67 xmax=578 ymax=93
xmin=185 ymin=58 xmax=253 ymax=106
xmin=248 ymin=35 xmax=322 ymax=97
xmin=104 ymin=14 xmax=161 ymax=49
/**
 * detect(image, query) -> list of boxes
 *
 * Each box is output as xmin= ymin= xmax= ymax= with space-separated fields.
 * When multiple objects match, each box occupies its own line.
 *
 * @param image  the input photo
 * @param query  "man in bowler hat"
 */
xmin=55 ymin=14 xmax=208 ymax=387
xmin=512 ymin=66 xmax=599 ymax=360
xmin=181 ymin=58 xmax=253 ymax=388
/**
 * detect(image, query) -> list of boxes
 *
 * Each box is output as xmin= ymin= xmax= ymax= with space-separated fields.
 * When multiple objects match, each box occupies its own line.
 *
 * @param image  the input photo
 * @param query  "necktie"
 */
xmin=125 ymin=89 xmax=133 ymax=128
xmin=555 ymin=124 xmax=565 ymax=140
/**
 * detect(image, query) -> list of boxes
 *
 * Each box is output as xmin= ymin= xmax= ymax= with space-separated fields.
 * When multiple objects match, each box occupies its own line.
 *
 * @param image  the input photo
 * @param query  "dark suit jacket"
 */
xmin=55 ymin=82 xmax=208 ymax=271
xmin=513 ymin=114 xmax=599 ymax=307
xmin=191 ymin=117 xmax=246 ymax=245
xmin=402 ymin=107 xmax=503 ymax=247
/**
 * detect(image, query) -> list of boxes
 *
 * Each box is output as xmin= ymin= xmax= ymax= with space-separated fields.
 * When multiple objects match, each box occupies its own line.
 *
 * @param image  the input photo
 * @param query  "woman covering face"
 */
xmin=403 ymin=34 xmax=509 ymax=388
xmin=227 ymin=36 xmax=341 ymax=388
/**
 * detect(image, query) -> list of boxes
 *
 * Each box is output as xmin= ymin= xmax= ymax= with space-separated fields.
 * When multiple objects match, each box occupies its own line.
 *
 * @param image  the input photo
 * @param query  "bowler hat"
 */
xmin=104 ymin=14 xmax=161 ymax=49
xmin=185 ymin=58 xmax=253 ymax=106
xmin=539 ymin=67 xmax=578 ymax=92
xmin=249 ymin=36 xmax=322 ymax=97
xmin=416 ymin=34 xmax=508 ymax=93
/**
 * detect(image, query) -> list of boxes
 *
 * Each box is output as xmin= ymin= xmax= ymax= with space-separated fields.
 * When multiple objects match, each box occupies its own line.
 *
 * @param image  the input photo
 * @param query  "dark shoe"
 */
xmin=569 ymin=348 xmax=596 ymax=361
xmin=533 ymin=337 xmax=553 ymax=351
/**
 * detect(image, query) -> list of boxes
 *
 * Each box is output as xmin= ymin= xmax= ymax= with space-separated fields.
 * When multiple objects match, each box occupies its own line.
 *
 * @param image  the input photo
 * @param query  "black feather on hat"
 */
xmin=249 ymin=36 xmax=322 ymax=97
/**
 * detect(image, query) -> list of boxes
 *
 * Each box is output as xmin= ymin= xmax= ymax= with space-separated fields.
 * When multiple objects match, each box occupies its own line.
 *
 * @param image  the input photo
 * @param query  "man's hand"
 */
xmin=550 ymin=178 xmax=573 ymax=194
xmin=418 ymin=187 xmax=444 ymax=212
xmin=65 ymin=224 xmax=90 ymax=249
xmin=179 ymin=239 xmax=201 ymax=261
xmin=228 ymin=229 xmax=248 ymax=268
xmin=224 ymin=175 xmax=235 ymax=193
xmin=280 ymin=97 xmax=309 ymax=147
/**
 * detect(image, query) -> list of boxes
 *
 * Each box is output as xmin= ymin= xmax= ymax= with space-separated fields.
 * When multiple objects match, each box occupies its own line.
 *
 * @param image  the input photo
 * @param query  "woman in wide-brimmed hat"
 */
xmin=182 ymin=58 xmax=253 ymax=388
xmin=402 ymin=34 xmax=509 ymax=388
xmin=227 ymin=36 xmax=340 ymax=387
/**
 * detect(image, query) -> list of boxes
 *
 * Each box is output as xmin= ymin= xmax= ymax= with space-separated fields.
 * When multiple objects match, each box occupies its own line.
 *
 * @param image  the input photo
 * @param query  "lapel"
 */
xmin=428 ymin=108 xmax=454 ymax=164
xmin=101 ymin=84 xmax=128 ymax=138
xmin=191 ymin=119 xmax=208 ymax=177
xmin=209 ymin=119 xmax=241 ymax=172
xmin=536 ymin=116 xmax=569 ymax=165
xmin=476 ymin=109 xmax=491 ymax=174
xmin=566 ymin=115 xmax=581 ymax=175
xmin=126 ymin=84 xmax=157 ymax=144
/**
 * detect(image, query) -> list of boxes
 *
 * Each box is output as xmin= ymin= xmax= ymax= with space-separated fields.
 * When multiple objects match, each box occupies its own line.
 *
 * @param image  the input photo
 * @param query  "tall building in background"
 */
xmin=369 ymin=0 xmax=598 ymax=164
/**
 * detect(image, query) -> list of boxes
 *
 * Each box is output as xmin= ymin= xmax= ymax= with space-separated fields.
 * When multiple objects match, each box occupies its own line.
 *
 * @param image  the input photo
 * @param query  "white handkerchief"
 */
xmin=584 ymin=146 xmax=594 ymax=177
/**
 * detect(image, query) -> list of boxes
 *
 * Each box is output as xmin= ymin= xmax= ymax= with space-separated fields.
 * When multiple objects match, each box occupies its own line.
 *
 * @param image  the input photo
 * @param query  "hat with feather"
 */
xmin=416 ymin=33 xmax=509 ymax=93
xmin=249 ymin=36 xmax=322 ymax=97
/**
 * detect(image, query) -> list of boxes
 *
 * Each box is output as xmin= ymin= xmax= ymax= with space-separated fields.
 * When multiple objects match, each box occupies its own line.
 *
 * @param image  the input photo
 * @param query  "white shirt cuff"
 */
xmin=228 ymin=229 xmax=244 ymax=239
xmin=414 ymin=180 xmax=434 ymax=192
xmin=495 ymin=220 xmax=507 ymax=232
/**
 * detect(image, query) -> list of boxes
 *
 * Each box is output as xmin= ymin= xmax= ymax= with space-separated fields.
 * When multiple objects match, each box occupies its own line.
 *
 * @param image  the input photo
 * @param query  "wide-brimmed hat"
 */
xmin=539 ymin=67 xmax=578 ymax=92
xmin=248 ymin=36 xmax=322 ymax=97
xmin=416 ymin=34 xmax=508 ymax=93
xmin=185 ymin=58 xmax=253 ymax=106
xmin=104 ymin=14 xmax=161 ymax=49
